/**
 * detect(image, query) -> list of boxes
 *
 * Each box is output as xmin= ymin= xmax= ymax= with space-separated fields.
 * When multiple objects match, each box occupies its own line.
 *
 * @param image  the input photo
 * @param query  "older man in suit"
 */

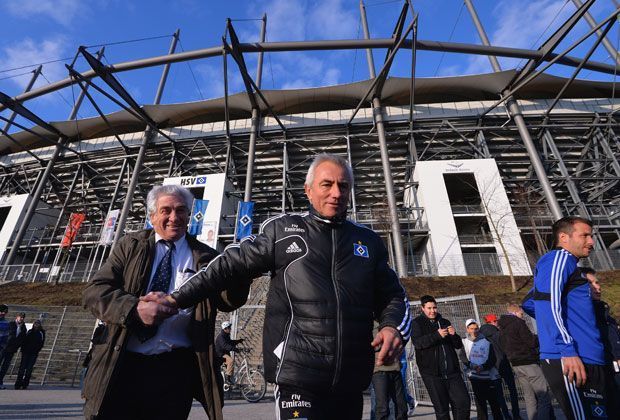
xmin=82 ymin=185 xmax=249 ymax=420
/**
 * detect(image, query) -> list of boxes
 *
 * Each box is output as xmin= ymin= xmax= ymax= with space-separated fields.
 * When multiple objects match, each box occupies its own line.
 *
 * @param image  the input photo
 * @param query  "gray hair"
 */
xmin=305 ymin=153 xmax=354 ymax=187
xmin=146 ymin=185 xmax=194 ymax=215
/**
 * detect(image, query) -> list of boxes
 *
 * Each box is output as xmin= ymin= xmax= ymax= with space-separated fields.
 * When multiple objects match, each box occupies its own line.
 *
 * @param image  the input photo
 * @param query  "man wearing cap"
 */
xmin=82 ymin=185 xmax=249 ymax=419
xmin=0 ymin=312 xmax=26 ymax=389
xmin=480 ymin=313 xmax=520 ymax=420
xmin=458 ymin=319 xmax=503 ymax=420
xmin=215 ymin=321 xmax=244 ymax=382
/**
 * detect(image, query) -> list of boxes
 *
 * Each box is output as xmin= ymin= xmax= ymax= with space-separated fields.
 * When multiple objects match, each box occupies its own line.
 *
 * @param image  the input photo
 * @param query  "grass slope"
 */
xmin=1 ymin=270 xmax=619 ymax=315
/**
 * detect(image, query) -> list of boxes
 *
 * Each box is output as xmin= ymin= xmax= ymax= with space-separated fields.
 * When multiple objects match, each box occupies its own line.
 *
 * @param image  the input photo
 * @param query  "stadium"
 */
xmin=0 ymin=1 xmax=618 ymax=284
xmin=0 ymin=1 xmax=619 ymax=415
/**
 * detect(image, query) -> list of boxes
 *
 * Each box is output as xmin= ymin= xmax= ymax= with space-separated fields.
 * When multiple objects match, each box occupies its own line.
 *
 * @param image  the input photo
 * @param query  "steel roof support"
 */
xmin=112 ymin=30 xmax=179 ymax=246
xmin=361 ymin=1 xmax=408 ymax=277
xmin=571 ymin=0 xmax=620 ymax=67
xmin=0 ymin=66 xmax=45 ymax=164
xmin=281 ymin=141 xmax=288 ymax=212
xmin=594 ymin=128 xmax=620 ymax=177
xmin=345 ymin=131 xmax=357 ymax=222
xmin=465 ymin=0 xmax=563 ymax=220
xmin=4 ymin=49 xmax=103 ymax=265
xmin=223 ymin=18 xmax=268 ymax=202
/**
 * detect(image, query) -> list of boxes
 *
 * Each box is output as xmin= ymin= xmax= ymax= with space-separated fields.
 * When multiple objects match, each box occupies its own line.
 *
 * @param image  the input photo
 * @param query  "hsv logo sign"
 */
xmin=179 ymin=176 xmax=207 ymax=186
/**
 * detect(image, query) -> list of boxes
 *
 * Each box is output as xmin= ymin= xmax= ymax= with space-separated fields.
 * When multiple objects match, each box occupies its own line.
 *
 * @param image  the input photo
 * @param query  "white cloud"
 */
xmin=195 ymin=63 xmax=245 ymax=99
xmin=6 ymin=0 xmax=84 ymax=26
xmin=0 ymin=37 xmax=69 ymax=91
xmin=308 ymin=0 xmax=358 ymax=40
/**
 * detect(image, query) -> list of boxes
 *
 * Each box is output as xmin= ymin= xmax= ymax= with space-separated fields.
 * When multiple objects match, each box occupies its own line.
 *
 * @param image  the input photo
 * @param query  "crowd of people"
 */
xmin=0 ymin=306 xmax=46 ymax=390
xmin=2 ymin=154 xmax=619 ymax=420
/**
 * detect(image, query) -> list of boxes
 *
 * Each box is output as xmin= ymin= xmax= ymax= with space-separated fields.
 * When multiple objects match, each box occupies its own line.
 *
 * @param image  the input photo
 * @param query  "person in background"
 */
xmin=0 ymin=312 xmax=26 ymax=389
xmin=372 ymin=321 xmax=408 ymax=420
xmin=411 ymin=295 xmax=470 ymax=420
xmin=499 ymin=304 xmax=553 ymax=420
xmin=0 ymin=305 xmax=9 ymax=357
xmin=458 ymin=319 xmax=503 ymax=420
xmin=399 ymin=349 xmax=416 ymax=416
xmin=14 ymin=319 xmax=46 ymax=389
xmin=480 ymin=313 xmax=521 ymax=420
xmin=583 ymin=268 xmax=620 ymax=419
xmin=215 ymin=321 xmax=244 ymax=382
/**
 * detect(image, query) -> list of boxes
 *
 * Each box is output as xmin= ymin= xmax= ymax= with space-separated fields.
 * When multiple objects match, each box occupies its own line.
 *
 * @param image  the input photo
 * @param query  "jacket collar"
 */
xmin=308 ymin=205 xmax=347 ymax=225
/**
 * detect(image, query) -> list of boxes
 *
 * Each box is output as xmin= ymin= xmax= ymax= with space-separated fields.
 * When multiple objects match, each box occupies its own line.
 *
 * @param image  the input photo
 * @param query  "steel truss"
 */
xmin=0 ymin=1 xmax=619 ymax=279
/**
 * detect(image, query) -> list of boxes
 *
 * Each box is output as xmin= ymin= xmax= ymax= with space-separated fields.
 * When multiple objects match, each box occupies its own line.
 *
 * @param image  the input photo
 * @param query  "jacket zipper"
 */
xmin=439 ymin=319 xmax=448 ymax=378
xmin=331 ymin=228 xmax=342 ymax=388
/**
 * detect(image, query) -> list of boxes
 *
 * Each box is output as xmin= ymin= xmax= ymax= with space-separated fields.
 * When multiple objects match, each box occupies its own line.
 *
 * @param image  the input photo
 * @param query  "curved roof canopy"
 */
xmin=1 ymin=70 xmax=616 ymax=155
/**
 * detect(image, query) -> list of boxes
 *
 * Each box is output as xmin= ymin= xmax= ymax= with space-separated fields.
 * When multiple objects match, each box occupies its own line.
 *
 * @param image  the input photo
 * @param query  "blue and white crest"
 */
xmin=353 ymin=243 xmax=369 ymax=258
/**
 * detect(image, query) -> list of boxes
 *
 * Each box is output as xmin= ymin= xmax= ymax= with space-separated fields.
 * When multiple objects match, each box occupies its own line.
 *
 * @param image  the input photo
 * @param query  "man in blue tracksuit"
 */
xmin=523 ymin=216 xmax=611 ymax=420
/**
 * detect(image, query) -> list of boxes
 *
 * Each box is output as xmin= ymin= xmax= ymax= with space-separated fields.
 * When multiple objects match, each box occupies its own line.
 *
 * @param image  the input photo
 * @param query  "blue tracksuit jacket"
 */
xmin=522 ymin=248 xmax=604 ymax=365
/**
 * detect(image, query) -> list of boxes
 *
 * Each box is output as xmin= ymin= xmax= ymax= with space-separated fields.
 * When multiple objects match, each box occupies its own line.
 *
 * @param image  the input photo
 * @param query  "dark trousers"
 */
xmin=470 ymin=378 xmax=503 ymax=420
xmin=276 ymin=385 xmax=363 ymax=420
xmin=421 ymin=373 xmax=471 ymax=420
xmin=498 ymin=365 xmax=520 ymax=419
xmin=0 ymin=350 xmax=16 ymax=384
xmin=98 ymin=347 xmax=199 ymax=420
xmin=372 ymin=371 xmax=408 ymax=420
xmin=541 ymin=358 xmax=612 ymax=420
xmin=15 ymin=351 xmax=39 ymax=388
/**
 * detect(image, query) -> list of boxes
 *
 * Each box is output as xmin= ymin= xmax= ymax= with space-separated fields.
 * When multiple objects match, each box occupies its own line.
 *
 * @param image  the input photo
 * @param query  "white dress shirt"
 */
xmin=126 ymin=233 xmax=194 ymax=355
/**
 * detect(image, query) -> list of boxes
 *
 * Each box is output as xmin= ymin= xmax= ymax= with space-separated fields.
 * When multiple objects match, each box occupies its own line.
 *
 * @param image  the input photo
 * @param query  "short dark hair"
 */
xmin=0 ymin=304 xmax=7 ymax=313
xmin=580 ymin=267 xmax=596 ymax=276
xmin=420 ymin=295 xmax=436 ymax=306
xmin=552 ymin=216 xmax=593 ymax=246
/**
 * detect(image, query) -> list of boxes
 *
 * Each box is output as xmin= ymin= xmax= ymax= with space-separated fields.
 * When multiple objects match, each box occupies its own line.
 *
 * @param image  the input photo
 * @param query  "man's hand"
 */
xmin=136 ymin=292 xmax=178 ymax=326
xmin=447 ymin=326 xmax=456 ymax=336
xmin=438 ymin=328 xmax=449 ymax=338
xmin=562 ymin=356 xmax=586 ymax=387
xmin=371 ymin=326 xmax=403 ymax=366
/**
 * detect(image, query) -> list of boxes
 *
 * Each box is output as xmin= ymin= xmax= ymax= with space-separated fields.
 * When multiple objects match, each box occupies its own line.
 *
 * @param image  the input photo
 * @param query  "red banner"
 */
xmin=61 ymin=213 xmax=86 ymax=248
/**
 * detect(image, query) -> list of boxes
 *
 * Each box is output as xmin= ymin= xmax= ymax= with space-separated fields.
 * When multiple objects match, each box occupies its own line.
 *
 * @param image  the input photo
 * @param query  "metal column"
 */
xmin=360 ymin=0 xmax=407 ymax=277
xmin=345 ymin=133 xmax=358 ymax=221
xmin=113 ymin=31 xmax=179 ymax=245
xmin=571 ymin=0 xmax=620 ymax=67
xmin=464 ymin=0 xmax=564 ymax=220
xmin=243 ymin=16 xmax=267 ymax=202
xmin=5 ymin=50 xmax=101 ymax=265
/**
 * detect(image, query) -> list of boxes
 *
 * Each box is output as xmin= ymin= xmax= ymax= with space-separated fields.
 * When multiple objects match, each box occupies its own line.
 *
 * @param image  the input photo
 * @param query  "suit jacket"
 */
xmin=82 ymin=230 xmax=249 ymax=420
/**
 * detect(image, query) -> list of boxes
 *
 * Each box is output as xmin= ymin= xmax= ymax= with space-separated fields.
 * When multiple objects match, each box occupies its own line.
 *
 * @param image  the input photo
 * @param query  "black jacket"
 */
xmin=410 ymin=313 xmax=462 ymax=377
xmin=498 ymin=314 xmax=539 ymax=366
xmin=215 ymin=331 xmax=241 ymax=358
xmin=594 ymin=300 xmax=620 ymax=363
xmin=173 ymin=210 xmax=411 ymax=394
xmin=5 ymin=321 xmax=27 ymax=353
xmin=479 ymin=323 xmax=510 ymax=372
xmin=21 ymin=328 xmax=45 ymax=355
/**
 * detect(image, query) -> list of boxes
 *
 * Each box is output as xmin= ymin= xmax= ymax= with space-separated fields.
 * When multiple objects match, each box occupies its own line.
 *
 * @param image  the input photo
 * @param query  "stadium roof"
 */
xmin=0 ymin=70 xmax=615 ymax=155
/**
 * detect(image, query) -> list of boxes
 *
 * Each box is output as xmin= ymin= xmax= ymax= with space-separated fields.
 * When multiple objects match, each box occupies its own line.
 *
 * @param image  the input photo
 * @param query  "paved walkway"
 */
xmin=0 ymin=386 xmax=438 ymax=419
xmin=0 ymin=385 xmax=567 ymax=419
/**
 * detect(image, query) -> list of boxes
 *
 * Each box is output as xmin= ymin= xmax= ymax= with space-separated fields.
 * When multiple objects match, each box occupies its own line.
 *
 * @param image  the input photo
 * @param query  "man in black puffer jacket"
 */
xmin=168 ymin=153 xmax=411 ymax=420
xmin=499 ymin=303 xmax=552 ymax=420
xmin=411 ymin=295 xmax=470 ymax=420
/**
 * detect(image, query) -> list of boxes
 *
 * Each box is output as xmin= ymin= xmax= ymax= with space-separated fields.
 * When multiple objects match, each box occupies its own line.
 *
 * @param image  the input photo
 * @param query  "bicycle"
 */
xmin=221 ymin=347 xmax=266 ymax=403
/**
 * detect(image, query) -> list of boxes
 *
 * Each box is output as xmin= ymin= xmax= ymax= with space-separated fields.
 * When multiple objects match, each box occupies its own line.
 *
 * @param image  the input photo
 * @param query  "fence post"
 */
xmin=41 ymin=305 xmax=67 ymax=385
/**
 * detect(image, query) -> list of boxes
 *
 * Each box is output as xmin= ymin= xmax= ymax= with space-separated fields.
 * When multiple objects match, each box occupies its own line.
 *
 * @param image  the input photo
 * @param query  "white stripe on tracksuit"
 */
xmin=550 ymin=250 xmax=572 ymax=345
xmin=560 ymin=359 xmax=585 ymax=420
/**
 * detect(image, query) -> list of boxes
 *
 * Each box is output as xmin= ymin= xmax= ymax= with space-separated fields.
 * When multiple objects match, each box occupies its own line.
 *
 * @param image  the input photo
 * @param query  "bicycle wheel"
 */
xmin=239 ymin=369 xmax=266 ymax=403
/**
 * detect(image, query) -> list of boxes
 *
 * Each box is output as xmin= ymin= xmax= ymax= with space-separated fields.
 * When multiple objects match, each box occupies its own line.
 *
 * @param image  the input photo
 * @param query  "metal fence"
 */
xmin=462 ymin=253 xmax=503 ymax=275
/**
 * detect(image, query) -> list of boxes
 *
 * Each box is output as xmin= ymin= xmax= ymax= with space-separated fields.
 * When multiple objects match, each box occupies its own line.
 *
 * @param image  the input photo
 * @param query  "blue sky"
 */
xmin=0 ymin=0 xmax=618 ymax=126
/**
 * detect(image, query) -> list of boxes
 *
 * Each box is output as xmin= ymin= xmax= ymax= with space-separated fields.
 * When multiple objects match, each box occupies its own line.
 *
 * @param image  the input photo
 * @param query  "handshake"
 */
xmin=136 ymin=291 xmax=179 ymax=326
